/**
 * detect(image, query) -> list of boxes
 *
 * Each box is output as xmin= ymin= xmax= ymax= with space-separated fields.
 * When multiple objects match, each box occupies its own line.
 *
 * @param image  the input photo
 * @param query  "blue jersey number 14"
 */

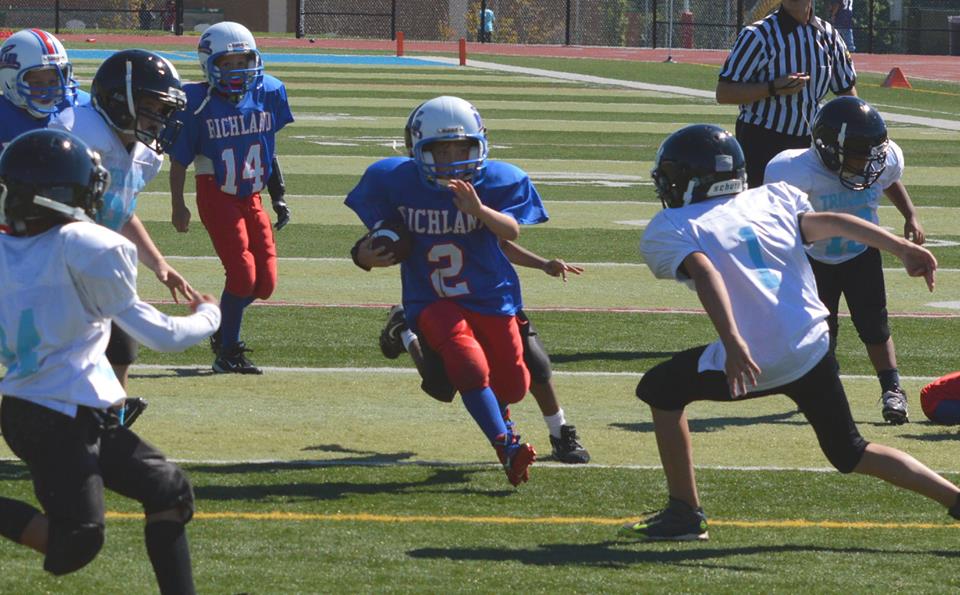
xmin=220 ymin=143 xmax=264 ymax=194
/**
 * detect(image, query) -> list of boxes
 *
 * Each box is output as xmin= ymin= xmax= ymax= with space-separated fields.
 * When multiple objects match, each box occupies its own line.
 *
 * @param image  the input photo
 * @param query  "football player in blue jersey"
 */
xmin=347 ymin=96 xmax=547 ymax=486
xmin=169 ymin=21 xmax=294 ymax=375
xmin=370 ymin=103 xmax=591 ymax=464
xmin=0 ymin=28 xmax=90 ymax=149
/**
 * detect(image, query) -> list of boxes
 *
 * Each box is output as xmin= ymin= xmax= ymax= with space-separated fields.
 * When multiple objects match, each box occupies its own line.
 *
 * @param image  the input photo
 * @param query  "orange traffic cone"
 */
xmin=882 ymin=67 xmax=911 ymax=89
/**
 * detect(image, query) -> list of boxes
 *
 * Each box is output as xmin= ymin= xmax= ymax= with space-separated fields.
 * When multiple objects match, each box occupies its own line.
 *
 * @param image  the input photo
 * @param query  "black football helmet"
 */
xmin=651 ymin=124 xmax=746 ymax=208
xmin=813 ymin=96 xmax=888 ymax=191
xmin=0 ymin=129 xmax=109 ymax=235
xmin=91 ymin=49 xmax=187 ymax=154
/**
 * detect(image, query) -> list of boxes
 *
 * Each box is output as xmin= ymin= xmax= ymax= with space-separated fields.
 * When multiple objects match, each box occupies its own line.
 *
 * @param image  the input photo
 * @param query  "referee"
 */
xmin=716 ymin=0 xmax=857 ymax=188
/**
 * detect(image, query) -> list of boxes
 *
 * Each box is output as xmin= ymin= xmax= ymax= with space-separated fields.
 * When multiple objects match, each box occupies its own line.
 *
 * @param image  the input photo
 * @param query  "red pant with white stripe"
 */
xmin=417 ymin=300 xmax=530 ymax=404
xmin=195 ymin=175 xmax=277 ymax=299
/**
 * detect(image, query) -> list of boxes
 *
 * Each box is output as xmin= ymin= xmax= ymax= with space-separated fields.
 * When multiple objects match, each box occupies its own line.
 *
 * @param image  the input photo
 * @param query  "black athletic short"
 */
xmin=0 ymin=396 xmax=193 ymax=525
xmin=636 ymin=346 xmax=868 ymax=472
xmin=808 ymin=248 xmax=890 ymax=345
xmin=736 ymin=120 xmax=811 ymax=189
xmin=105 ymin=322 xmax=139 ymax=366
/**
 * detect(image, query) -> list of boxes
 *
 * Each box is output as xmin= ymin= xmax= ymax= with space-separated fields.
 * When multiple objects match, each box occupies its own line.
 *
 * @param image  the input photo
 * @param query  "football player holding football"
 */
xmin=765 ymin=96 xmax=922 ymax=424
xmin=0 ymin=128 xmax=220 ymax=594
xmin=620 ymin=123 xmax=960 ymax=541
xmin=367 ymin=103 xmax=591 ymax=464
xmin=51 ymin=49 xmax=192 ymax=395
xmin=168 ymin=21 xmax=294 ymax=375
xmin=346 ymin=96 xmax=544 ymax=486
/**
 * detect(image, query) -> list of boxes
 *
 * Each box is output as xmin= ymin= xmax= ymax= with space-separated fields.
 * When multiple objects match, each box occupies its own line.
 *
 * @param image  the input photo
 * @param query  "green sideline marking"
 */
xmin=103 ymin=510 xmax=960 ymax=530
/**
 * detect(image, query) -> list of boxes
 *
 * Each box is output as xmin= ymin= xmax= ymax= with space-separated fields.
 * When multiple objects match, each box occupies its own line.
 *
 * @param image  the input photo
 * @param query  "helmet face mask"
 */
xmin=0 ymin=129 xmax=109 ymax=235
xmin=813 ymin=96 xmax=888 ymax=191
xmin=409 ymin=96 xmax=488 ymax=188
xmin=0 ymin=29 xmax=78 ymax=118
xmin=651 ymin=124 xmax=746 ymax=209
xmin=198 ymin=22 xmax=264 ymax=97
xmin=91 ymin=50 xmax=186 ymax=154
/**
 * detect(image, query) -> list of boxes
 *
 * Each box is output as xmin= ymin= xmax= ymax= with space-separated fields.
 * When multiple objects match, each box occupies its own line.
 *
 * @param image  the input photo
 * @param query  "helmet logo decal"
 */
xmin=0 ymin=45 xmax=19 ymax=70
xmin=198 ymin=36 xmax=213 ymax=56
xmin=715 ymin=154 xmax=733 ymax=172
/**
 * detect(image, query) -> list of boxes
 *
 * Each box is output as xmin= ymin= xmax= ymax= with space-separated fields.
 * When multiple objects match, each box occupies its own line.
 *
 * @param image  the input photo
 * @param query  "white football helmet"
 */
xmin=197 ymin=21 xmax=263 ymax=96
xmin=408 ymin=96 xmax=488 ymax=187
xmin=0 ymin=28 xmax=77 ymax=118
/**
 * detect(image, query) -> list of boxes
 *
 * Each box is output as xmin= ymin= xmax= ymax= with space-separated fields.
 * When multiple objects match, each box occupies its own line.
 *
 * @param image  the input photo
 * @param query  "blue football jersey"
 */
xmin=0 ymin=89 xmax=90 ymax=149
xmin=345 ymin=158 xmax=549 ymax=332
xmin=169 ymin=74 xmax=294 ymax=197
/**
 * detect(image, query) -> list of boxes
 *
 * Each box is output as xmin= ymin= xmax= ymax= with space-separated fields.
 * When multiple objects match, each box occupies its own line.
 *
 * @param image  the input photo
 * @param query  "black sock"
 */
xmin=144 ymin=521 xmax=195 ymax=595
xmin=877 ymin=368 xmax=900 ymax=393
xmin=950 ymin=494 xmax=960 ymax=521
xmin=0 ymin=497 xmax=41 ymax=544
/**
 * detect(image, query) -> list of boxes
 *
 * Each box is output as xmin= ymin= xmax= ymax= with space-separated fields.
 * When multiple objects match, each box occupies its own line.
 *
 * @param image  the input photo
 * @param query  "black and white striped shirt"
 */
xmin=719 ymin=7 xmax=856 ymax=137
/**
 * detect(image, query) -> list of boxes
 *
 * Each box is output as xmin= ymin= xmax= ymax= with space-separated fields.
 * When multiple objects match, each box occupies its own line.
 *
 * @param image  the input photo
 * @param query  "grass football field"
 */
xmin=2 ymin=46 xmax=960 ymax=593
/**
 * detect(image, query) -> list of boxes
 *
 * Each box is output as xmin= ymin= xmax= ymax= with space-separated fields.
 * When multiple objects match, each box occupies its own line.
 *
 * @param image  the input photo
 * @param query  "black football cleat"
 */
xmin=209 ymin=329 xmax=221 ymax=356
xmin=881 ymin=386 xmax=909 ymax=425
xmin=619 ymin=497 xmax=709 ymax=541
xmin=550 ymin=424 xmax=590 ymax=464
xmin=379 ymin=304 xmax=407 ymax=360
xmin=213 ymin=341 xmax=263 ymax=375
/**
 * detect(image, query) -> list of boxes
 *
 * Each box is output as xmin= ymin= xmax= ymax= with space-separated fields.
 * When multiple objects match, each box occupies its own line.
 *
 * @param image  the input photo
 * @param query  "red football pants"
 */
xmin=417 ymin=300 xmax=530 ymax=403
xmin=195 ymin=175 xmax=277 ymax=299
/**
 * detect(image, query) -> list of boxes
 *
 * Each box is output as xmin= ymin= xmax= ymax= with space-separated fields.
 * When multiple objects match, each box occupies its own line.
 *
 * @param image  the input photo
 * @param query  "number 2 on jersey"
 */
xmin=428 ymin=243 xmax=470 ymax=297
xmin=220 ymin=143 xmax=264 ymax=194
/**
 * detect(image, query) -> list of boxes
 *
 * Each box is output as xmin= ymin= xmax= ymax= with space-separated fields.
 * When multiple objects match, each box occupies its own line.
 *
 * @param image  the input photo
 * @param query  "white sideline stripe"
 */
xmin=427 ymin=56 xmax=960 ymax=131
xmin=127 ymin=364 xmax=940 ymax=382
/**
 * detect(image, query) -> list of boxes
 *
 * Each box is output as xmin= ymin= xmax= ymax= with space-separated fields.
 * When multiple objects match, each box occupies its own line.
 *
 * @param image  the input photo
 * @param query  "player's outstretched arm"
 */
xmin=801 ymin=211 xmax=936 ymax=291
xmin=120 ymin=214 xmax=195 ymax=302
xmin=499 ymin=240 xmax=583 ymax=281
xmin=112 ymin=292 xmax=221 ymax=353
xmin=169 ymin=159 xmax=191 ymax=233
xmin=683 ymin=251 xmax=760 ymax=398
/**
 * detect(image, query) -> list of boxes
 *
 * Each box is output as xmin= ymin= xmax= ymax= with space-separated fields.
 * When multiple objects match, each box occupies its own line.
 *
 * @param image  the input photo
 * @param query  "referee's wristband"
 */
xmin=768 ymin=80 xmax=777 ymax=97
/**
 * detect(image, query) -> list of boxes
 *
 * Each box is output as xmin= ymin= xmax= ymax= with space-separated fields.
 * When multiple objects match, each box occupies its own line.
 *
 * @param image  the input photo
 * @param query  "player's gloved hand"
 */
xmin=272 ymin=198 xmax=291 ymax=231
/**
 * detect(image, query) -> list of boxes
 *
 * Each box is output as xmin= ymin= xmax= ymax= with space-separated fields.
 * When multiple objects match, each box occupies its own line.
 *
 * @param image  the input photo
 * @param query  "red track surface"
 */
xmin=58 ymin=33 xmax=960 ymax=82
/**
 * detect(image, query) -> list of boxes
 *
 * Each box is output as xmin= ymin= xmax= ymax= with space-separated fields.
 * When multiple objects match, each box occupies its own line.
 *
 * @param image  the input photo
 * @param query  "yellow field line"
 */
xmin=105 ymin=511 xmax=959 ymax=530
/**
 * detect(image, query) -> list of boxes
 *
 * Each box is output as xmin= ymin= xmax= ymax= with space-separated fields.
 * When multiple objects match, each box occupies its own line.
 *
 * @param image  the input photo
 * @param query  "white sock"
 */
xmin=543 ymin=408 xmax=566 ymax=438
xmin=400 ymin=329 xmax=417 ymax=352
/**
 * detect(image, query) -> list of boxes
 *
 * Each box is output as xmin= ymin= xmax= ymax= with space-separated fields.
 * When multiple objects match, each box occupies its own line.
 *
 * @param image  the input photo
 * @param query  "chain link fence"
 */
xmin=295 ymin=0 xmax=960 ymax=55
xmin=0 ymin=0 xmax=956 ymax=56
xmin=0 ymin=1 xmax=183 ymax=34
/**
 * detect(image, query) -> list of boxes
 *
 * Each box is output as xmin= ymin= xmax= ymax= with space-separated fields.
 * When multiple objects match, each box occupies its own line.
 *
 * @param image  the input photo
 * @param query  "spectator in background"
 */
xmin=830 ymin=0 xmax=856 ymax=52
xmin=481 ymin=8 xmax=495 ymax=43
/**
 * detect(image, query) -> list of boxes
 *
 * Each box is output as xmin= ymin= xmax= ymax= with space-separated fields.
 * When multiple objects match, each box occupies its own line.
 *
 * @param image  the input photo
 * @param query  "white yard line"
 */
xmin=424 ymin=56 xmax=960 ymax=131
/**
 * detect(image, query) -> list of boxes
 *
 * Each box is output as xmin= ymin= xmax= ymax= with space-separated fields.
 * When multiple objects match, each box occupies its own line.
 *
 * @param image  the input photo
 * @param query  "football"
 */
xmin=368 ymin=219 xmax=412 ymax=264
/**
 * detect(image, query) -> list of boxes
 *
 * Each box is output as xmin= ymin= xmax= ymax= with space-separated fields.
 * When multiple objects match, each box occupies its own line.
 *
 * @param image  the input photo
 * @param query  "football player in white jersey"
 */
xmin=619 ymin=124 xmax=959 ymax=541
xmin=0 ymin=129 xmax=219 ymax=593
xmin=51 ymin=49 xmax=190 ymax=391
xmin=765 ymin=96 xmax=921 ymax=425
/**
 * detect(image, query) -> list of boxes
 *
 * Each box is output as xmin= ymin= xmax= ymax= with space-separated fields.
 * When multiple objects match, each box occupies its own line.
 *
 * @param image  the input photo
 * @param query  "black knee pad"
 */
xmin=519 ymin=313 xmax=552 ymax=385
xmin=419 ymin=341 xmax=456 ymax=403
xmin=142 ymin=464 xmax=195 ymax=524
xmin=853 ymin=312 xmax=890 ymax=346
xmin=821 ymin=436 xmax=869 ymax=474
xmin=44 ymin=521 xmax=104 ymax=576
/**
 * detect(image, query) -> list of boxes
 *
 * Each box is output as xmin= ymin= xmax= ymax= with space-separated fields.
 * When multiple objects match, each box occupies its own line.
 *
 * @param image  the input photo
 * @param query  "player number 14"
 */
xmin=220 ymin=143 xmax=264 ymax=194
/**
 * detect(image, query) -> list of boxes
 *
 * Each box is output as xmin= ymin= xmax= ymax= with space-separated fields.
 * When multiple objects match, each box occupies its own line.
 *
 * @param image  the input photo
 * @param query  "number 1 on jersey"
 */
xmin=220 ymin=143 xmax=264 ymax=194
